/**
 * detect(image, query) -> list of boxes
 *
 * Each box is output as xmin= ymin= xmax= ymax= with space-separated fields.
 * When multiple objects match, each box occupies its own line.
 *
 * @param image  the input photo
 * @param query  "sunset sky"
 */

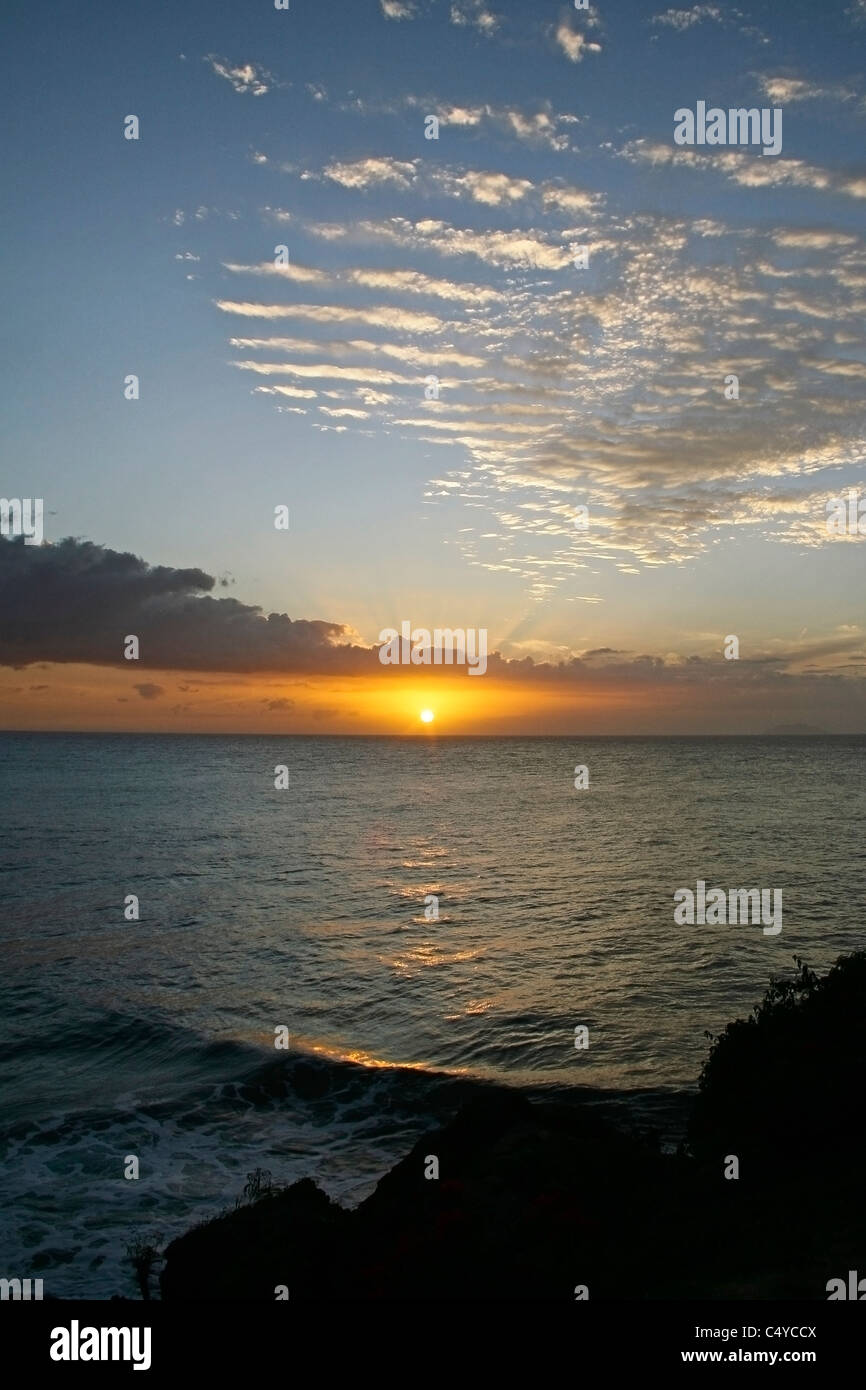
xmin=2 ymin=0 xmax=865 ymax=732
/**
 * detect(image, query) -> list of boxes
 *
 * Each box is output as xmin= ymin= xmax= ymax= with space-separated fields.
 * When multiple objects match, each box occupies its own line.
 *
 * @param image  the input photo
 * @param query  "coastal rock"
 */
xmin=160 ymin=1177 xmax=349 ymax=1301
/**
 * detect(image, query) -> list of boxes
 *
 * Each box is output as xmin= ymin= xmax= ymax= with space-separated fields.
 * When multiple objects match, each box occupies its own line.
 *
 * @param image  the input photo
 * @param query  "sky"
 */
xmin=1 ymin=0 xmax=865 ymax=733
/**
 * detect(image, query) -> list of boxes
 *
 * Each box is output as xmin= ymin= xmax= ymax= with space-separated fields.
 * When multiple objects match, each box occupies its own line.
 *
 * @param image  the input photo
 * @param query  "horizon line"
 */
xmin=1 ymin=729 xmax=860 ymax=740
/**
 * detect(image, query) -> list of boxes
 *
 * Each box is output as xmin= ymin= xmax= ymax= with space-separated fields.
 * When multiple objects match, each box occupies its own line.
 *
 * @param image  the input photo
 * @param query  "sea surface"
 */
xmin=1 ymin=733 xmax=864 ymax=1297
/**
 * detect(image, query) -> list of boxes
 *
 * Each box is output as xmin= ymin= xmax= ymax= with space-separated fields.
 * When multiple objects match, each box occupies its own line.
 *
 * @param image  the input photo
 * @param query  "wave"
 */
xmin=0 ymin=1006 xmax=694 ymax=1298
xmin=2 ymin=1004 xmax=694 ymax=1143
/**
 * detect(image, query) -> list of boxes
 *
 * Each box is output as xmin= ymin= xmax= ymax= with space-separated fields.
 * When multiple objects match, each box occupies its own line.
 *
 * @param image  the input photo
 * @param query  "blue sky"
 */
xmin=2 ymin=0 xmax=866 ymax=730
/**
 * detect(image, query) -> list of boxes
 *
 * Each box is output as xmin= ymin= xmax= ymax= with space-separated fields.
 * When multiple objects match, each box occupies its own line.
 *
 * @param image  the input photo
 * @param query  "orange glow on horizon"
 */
xmin=0 ymin=661 xmax=706 ymax=735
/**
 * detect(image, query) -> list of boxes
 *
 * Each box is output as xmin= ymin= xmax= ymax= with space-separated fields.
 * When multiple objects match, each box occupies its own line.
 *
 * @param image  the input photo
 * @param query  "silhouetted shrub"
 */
xmin=687 ymin=952 xmax=866 ymax=1169
xmin=125 ymin=1234 xmax=162 ymax=1300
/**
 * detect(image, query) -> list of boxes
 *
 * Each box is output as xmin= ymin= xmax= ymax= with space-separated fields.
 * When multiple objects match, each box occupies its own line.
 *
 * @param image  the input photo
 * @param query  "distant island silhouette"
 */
xmin=764 ymin=724 xmax=827 ymax=735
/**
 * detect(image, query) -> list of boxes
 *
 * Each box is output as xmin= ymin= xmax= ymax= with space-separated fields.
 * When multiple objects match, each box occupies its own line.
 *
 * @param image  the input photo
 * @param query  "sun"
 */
xmin=419 ymin=708 xmax=435 ymax=724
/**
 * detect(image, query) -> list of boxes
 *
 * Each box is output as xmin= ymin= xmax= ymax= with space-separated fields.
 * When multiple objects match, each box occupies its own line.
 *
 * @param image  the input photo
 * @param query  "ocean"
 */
xmin=1 ymin=733 xmax=863 ymax=1297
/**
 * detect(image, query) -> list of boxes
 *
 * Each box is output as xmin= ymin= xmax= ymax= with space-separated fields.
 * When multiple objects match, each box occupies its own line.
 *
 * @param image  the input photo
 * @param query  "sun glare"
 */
xmin=420 ymin=708 xmax=435 ymax=724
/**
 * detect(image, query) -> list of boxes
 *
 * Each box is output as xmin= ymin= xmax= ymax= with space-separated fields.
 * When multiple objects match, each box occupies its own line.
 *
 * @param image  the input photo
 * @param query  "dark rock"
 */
xmin=160 ymin=1178 xmax=349 ymax=1300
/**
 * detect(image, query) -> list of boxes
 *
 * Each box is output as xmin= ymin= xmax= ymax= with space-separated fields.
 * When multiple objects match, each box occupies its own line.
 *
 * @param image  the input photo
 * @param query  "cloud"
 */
xmin=380 ymin=0 xmax=418 ymax=17
xmin=651 ymin=6 xmax=768 ymax=41
xmin=772 ymin=228 xmax=858 ymax=250
xmin=215 ymin=299 xmax=446 ymax=334
xmin=541 ymin=184 xmax=600 ymax=214
xmin=323 ymin=157 xmax=418 ymax=190
xmin=621 ymin=140 xmax=866 ymax=201
xmin=222 ymin=261 xmax=331 ymax=285
xmin=205 ymin=56 xmax=272 ymax=96
xmin=404 ymin=97 xmax=579 ymax=151
xmin=440 ymin=169 xmax=533 ymax=206
xmin=758 ymin=75 xmax=858 ymax=105
xmin=133 ymin=683 xmax=165 ymax=700
xmin=0 ymin=537 xmax=372 ymax=675
xmin=207 ymin=129 xmax=865 ymax=599
xmin=651 ymin=5 xmax=722 ymax=29
xmin=251 ymin=382 xmax=318 ymax=399
xmin=303 ymin=156 xmax=602 ymax=214
xmin=235 ymin=360 xmax=421 ymax=386
xmin=224 ymin=259 xmax=504 ymax=304
xmin=231 ymin=335 xmax=484 ymax=367
xmin=379 ymin=0 xmax=500 ymax=33
xmin=345 ymin=267 xmax=504 ymax=305
xmin=311 ymin=215 xmax=573 ymax=269
xmin=554 ymin=20 xmax=602 ymax=63
xmin=395 ymin=416 xmax=556 ymax=436
xmin=450 ymin=1 xmax=500 ymax=35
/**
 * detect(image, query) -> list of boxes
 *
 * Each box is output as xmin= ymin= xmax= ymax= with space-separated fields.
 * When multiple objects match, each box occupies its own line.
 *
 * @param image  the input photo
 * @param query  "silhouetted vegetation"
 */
xmin=237 ymin=1167 xmax=279 ymax=1207
xmin=125 ymin=1234 xmax=162 ymax=1301
xmin=688 ymin=952 xmax=866 ymax=1171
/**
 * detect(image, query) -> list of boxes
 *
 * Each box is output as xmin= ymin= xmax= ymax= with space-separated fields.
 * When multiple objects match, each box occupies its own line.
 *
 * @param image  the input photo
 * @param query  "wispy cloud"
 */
xmin=404 ymin=96 xmax=580 ymax=150
xmin=758 ymin=75 xmax=860 ymax=106
xmin=234 ymin=360 xmax=424 ymax=386
xmin=379 ymin=0 xmax=502 ymax=34
xmin=222 ymin=261 xmax=331 ymax=285
xmin=450 ymin=1 xmax=500 ymax=35
xmin=323 ymin=156 xmax=418 ymax=190
xmin=313 ymin=155 xmax=600 ymax=211
xmin=304 ymin=215 xmax=575 ymax=269
xmin=651 ymin=5 xmax=723 ymax=30
xmin=380 ymin=0 xmax=418 ymax=19
xmin=621 ymin=140 xmax=866 ymax=200
xmin=650 ymin=5 xmax=768 ymax=41
xmin=215 ymin=299 xmax=447 ymax=334
xmin=224 ymin=259 xmax=505 ymax=305
xmin=231 ymin=336 xmax=485 ymax=368
xmin=205 ymin=55 xmax=272 ymax=96
xmin=345 ymin=266 xmax=504 ymax=305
